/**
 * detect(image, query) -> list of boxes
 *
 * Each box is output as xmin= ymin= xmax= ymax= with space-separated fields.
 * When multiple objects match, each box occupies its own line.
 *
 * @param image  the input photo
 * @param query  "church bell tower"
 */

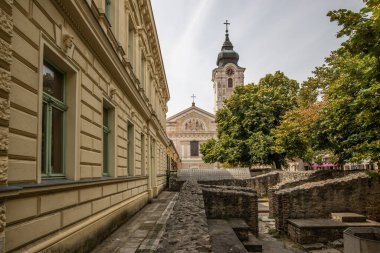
xmin=212 ymin=20 xmax=245 ymax=113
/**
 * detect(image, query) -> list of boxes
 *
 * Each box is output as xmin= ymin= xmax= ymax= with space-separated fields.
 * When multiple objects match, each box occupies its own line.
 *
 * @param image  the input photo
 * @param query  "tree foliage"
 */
xmin=275 ymin=0 xmax=380 ymax=165
xmin=202 ymin=1 xmax=380 ymax=168
xmin=273 ymin=103 xmax=324 ymax=163
xmin=201 ymin=71 xmax=298 ymax=169
xmin=316 ymin=1 xmax=380 ymax=164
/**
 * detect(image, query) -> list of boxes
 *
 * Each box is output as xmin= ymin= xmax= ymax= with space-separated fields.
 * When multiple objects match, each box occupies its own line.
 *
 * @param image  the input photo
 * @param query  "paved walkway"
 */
xmin=258 ymin=201 xmax=306 ymax=253
xmin=91 ymin=191 xmax=178 ymax=253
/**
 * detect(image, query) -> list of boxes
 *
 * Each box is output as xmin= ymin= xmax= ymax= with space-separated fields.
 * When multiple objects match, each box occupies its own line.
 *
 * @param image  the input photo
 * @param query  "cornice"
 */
xmin=145 ymin=0 xmax=170 ymax=102
xmin=53 ymin=0 xmax=169 ymax=140
xmin=167 ymin=106 xmax=215 ymax=122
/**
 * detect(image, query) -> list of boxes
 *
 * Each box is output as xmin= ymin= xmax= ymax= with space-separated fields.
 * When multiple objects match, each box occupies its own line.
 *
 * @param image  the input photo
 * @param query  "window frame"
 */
xmin=228 ymin=78 xmax=233 ymax=88
xmin=127 ymin=122 xmax=135 ymax=176
xmin=128 ymin=16 xmax=135 ymax=66
xmin=38 ymin=40 xmax=80 ymax=183
xmin=41 ymin=60 xmax=68 ymax=178
xmin=102 ymin=98 xmax=116 ymax=178
xmin=105 ymin=0 xmax=111 ymax=20
xmin=102 ymin=106 xmax=111 ymax=176
xmin=190 ymin=141 xmax=199 ymax=157
xmin=141 ymin=133 xmax=145 ymax=176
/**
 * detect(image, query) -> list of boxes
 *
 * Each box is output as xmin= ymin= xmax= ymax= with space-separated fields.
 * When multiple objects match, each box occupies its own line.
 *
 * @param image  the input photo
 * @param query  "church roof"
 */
xmin=216 ymin=22 xmax=239 ymax=67
xmin=167 ymin=103 xmax=215 ymax=122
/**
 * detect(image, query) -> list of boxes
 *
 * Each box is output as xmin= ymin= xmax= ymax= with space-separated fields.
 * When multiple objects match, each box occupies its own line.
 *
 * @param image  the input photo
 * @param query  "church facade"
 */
xmin=166 ymin=103 xmax=219 ymax=169
xmin=166 ymin=22 xmax=244 ymax=169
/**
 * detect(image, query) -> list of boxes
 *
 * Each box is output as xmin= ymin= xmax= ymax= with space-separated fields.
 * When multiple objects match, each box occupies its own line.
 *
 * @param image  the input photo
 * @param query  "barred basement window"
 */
xmin=42 ymin=62 xmax=67 ymax=177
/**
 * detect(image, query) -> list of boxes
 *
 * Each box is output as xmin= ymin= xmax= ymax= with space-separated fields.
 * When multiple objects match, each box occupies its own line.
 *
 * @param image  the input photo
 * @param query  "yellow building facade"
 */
xmin=0 ymin=0 xmax=171 ymax=252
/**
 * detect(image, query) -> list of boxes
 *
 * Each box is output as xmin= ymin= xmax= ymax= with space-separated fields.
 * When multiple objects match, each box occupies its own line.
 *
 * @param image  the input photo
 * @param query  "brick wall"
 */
xmin=273 ymin=173 xmax=380 ymax=232
xmin=202 ymin=184 xmax=259 ymax=236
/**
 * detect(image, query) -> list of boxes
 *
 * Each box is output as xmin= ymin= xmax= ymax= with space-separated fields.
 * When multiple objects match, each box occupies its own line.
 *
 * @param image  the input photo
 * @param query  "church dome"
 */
xmin=216 ymin=33 xmax=239 ymax=67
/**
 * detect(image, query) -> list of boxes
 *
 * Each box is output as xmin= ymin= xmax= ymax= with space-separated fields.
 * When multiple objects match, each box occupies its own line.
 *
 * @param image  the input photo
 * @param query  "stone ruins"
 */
xmin=156 ymin=168 xmax=380 ymax=253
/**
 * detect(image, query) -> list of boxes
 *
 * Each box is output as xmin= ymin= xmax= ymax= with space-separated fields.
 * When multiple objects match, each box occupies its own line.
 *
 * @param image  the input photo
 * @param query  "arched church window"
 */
xmin=228 ymin=78 xmax=233 ymax=88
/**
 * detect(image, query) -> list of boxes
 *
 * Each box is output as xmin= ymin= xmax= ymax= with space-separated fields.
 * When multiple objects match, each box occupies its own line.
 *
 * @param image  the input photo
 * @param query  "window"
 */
xmin=127 ymin=123 xmax=134 ymax=176
xmin=150 ymin=139 xmax=155 ymax=177
xmin=105 ymin=0 xmax=111 ymax=20
xmin=190 ymin=141 xmax=199 ymax=157
xmin=128 ymin=18 xmax=135 ymax=66
xmin=141 ymin=133 xmax=145 ymax=175
xmin=102 ymin=99 xmax=115 ymax=177
xmin=228 ymin=78 xmax=233 ymax=88
xmin=103 ymin=106 xmax=110 ymax=175
xmin=41 ymin=62 xmax=67 ymax=177
xmin=141 ymin=54 xmax=146 ymax=89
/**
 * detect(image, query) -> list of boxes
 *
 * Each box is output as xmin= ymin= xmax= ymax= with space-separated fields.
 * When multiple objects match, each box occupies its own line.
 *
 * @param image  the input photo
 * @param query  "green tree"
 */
xmin=316 ymin=1 xmax=380 ymax=164
xmin=274 ymin=1 xmax=380 ymax=166
xmin=273 ymin=103 xmax=323 ymax=164
xmin=201 ymin=71 xmax=299 ymax=169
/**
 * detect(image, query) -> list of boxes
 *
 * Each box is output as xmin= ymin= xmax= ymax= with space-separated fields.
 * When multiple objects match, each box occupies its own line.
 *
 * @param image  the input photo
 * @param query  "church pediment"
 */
xmin=183 ymin=118 xmax=207 ymax=131
xmin=166 ymin=105 xmax=216 ymax=134
xmin=167 ymin=105 xmax=215 ymax=122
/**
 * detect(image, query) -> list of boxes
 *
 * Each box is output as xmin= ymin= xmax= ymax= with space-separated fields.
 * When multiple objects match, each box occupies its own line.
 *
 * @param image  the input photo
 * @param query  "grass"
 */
xmin=366 ymin=169 xmax=380 ymax=178
xmin=268 ymin=228 xmax=281 ymax=238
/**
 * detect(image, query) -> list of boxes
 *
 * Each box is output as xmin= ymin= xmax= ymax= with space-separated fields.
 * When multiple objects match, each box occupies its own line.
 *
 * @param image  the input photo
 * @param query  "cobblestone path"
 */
xmin=91 ymin=191 xmax=177 ymax=253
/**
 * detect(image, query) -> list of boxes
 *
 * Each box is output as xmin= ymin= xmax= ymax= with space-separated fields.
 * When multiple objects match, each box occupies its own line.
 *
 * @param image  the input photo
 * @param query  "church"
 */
xmin=166 ymin=22 xmax=245 ymax=169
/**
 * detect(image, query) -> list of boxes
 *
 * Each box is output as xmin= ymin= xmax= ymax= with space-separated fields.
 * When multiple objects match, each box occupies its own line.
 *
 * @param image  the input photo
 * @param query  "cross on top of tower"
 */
xmin=191 ymin=94 xmax=196 ymax=106
xmin=224 ymin=20 xmax=230 ymax=34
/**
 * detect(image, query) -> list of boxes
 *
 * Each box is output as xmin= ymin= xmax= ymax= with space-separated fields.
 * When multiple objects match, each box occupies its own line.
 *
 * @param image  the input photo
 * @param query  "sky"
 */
xmin=151 ymin=0 xmax=364 ymax=117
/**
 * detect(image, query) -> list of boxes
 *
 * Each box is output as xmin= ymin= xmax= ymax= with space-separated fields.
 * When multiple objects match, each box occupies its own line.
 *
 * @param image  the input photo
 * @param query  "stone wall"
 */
xmin=170 ymin=170 xmax=318 ymax=197
xmin=278 ymin=171 xmax=317 ymax=182
xmin=0 ymin=0 xmax=12 ymax=252
xmin=287 ymin=222 xmax=345 ymax=244
xmin=245 ymin=171 xmax=280 ymax=197
xmin=273 ymin=173 xmax=380 ymax=232
xmin=268 ymin=170 xmax=362 ymax=217
xmin=157 ymin=180 xmax=212 ymax=252
xmin=202 ymin=184 xmax=258 ymax=236
xmin=169 ymin=177 xmax=247 ymax=192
